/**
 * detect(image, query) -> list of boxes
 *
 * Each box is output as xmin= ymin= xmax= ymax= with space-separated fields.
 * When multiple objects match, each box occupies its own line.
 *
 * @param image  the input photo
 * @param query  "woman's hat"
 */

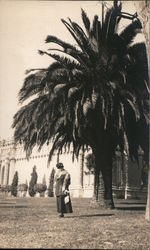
xmin=56 ymin=162 xmax=64 ymax=169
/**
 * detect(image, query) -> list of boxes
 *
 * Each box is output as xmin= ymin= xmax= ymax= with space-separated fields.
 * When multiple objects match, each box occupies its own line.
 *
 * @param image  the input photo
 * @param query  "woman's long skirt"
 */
xmin=56 ymin=195 xmax=73 ymax=213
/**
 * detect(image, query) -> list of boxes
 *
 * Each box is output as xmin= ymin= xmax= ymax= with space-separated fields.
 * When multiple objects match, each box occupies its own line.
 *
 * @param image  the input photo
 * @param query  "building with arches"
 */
xmin=0 ymin=139 xmax=148 ymax=199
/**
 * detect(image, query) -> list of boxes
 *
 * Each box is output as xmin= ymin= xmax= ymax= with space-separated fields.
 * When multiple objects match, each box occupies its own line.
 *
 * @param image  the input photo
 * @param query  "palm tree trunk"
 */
xmin=93 ymin=150 xmax=115 ymax=209
xmin=101 ymin=163 xmax=114 ymax=209
xmin=90 ymin=169 xmax=105 ymax=207
xmin=97 ymin=171 xmax=105 ymax=207
xmin=95 ymin=168 xmax=99 ymax=201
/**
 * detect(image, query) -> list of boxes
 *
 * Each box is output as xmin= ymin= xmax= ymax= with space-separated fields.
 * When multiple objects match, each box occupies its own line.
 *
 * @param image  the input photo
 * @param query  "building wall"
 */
xmin=0 ymin=139 xmax=85 ymax=197
xmin=0 ymin=139 xmax=148 ymax=199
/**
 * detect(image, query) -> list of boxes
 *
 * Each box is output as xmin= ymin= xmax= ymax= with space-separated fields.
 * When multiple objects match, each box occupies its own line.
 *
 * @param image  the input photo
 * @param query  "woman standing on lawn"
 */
xmin=54 ymin=162 xmax=73 ymax=218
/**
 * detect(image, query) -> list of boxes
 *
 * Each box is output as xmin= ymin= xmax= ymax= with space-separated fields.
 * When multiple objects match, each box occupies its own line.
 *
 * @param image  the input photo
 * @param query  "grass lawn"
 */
xmin=0 ymin=197 xmax=150 ymax=249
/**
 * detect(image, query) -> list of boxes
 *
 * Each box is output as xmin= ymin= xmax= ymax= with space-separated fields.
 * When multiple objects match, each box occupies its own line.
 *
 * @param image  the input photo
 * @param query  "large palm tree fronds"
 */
xmin=120 ymin=19 xmax=142 ymax=47
xmin=18 ymin=70 xmax=48 ymax=103
xmin=81 ymin=8 xmax=91 ymax=34
xmin=102 ymin=1 xmax=122 ymax=42
xmin=13 ymin=1 xmax=149 ymax=164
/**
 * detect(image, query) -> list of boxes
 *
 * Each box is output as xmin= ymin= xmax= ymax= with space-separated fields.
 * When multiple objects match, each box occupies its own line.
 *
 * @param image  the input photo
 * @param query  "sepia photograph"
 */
xmin=0 ymin=0 xmax=150 ymax=249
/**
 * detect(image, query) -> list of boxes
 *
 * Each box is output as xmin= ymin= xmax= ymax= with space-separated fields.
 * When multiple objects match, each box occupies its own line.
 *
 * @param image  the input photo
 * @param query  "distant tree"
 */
xmin=29 ymin=166 xmax=38 ymax=197
xmin=85 ymin=153 xmax=97 ymax=200
xmin=34 ymin=183 xmax=47 ymax=195
xmin=85 ymin=153 xmax=96 ymax=172
xmin=11 ymin=171 xmax=18 ymax=197
xmin=48 ymin=168 xmax=56 ymax=197
xmin=1 ymin=185 xmax=12 ymax=193
xmin=25 ymin=179 xmax=28 ymax=187
xmin=18 ymin=183 xmax=28 ymax=192
xmin=85 ymin=153 xmax=104 ymax=204
xmin=42 ymin=174 xmax=47 ymax=186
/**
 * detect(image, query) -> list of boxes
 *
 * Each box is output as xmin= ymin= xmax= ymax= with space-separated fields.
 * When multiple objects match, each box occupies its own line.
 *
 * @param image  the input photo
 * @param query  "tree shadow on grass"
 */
xmin=0 ymin=202 xmax=16 ymax=204
xmin=65 ymin=213 xmax=114 ymax=218
xmin=117 ymin=202 xmax=146 ymax=205
xmin=116 ymin=206 xmax=146 ymax=211
xmin=0 ymin=205 xmax=27 ymax=208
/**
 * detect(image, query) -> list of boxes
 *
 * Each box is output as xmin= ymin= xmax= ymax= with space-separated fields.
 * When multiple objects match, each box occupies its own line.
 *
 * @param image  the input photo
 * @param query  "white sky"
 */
xmin=0 ymin=0 xmax=143 ymax=140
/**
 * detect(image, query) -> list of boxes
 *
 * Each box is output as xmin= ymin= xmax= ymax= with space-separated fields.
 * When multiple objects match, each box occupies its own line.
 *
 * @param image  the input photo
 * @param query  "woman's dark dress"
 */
xmin=55 ymin=169 xmax=73 ymax=214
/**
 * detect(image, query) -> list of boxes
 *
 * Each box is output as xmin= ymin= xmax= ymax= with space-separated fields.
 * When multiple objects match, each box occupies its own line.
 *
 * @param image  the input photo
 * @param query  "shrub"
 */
xmin=0 ymin=185 xmax=12 ymax=193
xmin=29 ymin=166 xmax=38 ymax=197
xmin=11 ymin=171 xmax=18 ymax=197
xmin=34 ymin=184 xmax=47 ymax=194
xmin=85 ymin=153 xmax=95 ymax=173
xmin=48 ymin=168 xmax=55 ymax=197
xmin=18 ymin=183 xmax=28 ymax=192
xmin=6 ymin=185 xmax=12 ymax=192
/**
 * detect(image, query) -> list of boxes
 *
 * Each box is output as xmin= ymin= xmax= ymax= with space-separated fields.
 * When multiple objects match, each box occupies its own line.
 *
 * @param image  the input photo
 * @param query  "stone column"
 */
xmin=79 ymin=150 xmax=84 ymax=197
xmin=114 ymin=147 xmax=122 ymax=198
xmin=115 ymin=148 xmax=122 ymax=187
xmin=9 ymin=158 xmax=16 ymax=185
xmin=1 ymin=166 xmax=5 ymax=185
xmin=120 ymin=157 xmax=124 ymax=188
xmin=3 ymin=158 xmax=10 ymax=185
xmin=123 ymin=152 xmax=129 ymax=200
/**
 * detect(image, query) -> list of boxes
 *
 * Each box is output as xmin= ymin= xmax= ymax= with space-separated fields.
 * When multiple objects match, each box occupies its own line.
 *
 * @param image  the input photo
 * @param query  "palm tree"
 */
xmin=12 ymin=1 xmax=149 ymax=208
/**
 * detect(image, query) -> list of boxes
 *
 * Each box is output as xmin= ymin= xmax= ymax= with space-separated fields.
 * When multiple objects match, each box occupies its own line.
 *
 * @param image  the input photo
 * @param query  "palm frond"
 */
xmin=83 ymin=98 xmax=92 ymax=116
xmin=120 ymin=19 xmax=142 ymax=47
xmin=91 ymin=15 xmax=99 ymax=37
xmin=68 ymin=87 xmax=79 ymax=100
xmin=18 ymin=70 xmax=47 ymax=103
xmin=127 ymin=42 xmax=148 ymax=80
xmin=45 ymin=35 xmax=89 ymax=66
xmin=53 ymin=83 xmax=67 ymax=94
xmin=61 ymin=18 xmax=85 ymax=51
xmin=45 ymin=35 xmax=75 ymax=51
xmin=39 ymin=50 xmax=81 ymax=70
xmin=81 ymin=8 xmax=91 ymax=34
xmin=102 ymin=7 xmax=113 ymax=41
xmin=48 ymin=132 xmax=69 ymax=163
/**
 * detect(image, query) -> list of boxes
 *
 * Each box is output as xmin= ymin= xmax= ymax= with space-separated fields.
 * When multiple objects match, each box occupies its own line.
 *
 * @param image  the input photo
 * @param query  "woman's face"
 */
xmin=55 ymin=166 xmax=62 ymax=171
xmin=59 ymin=166 xmax=64 ymax=171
